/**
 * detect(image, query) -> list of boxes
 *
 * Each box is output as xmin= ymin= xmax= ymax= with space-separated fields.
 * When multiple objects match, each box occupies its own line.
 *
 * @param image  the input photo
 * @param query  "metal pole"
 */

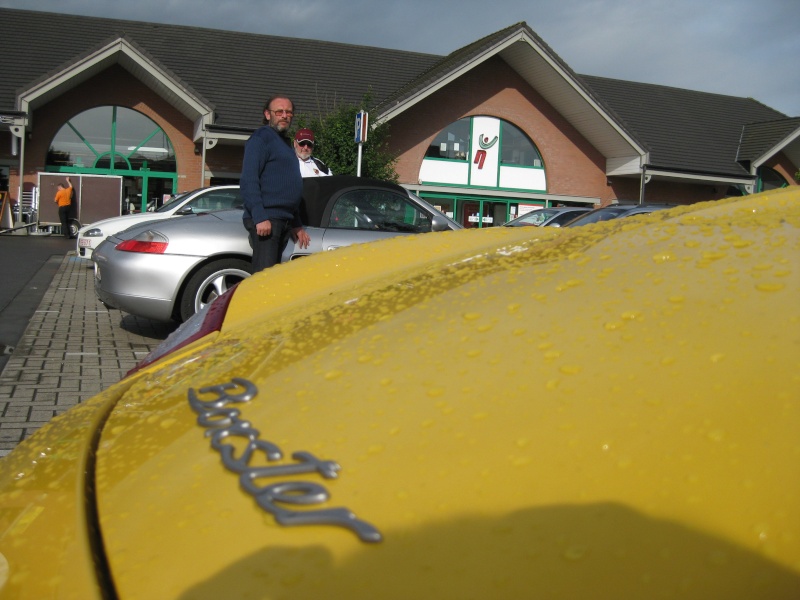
xmin=201 ymin=137 xmax=207 ymax=188
xmin=15 ymin=127 xmax=26 ymax=224
xmin=357 ymin=142 xmax=363 ymax=177
xmin=638 ymin=165 xmax=647 ymax=204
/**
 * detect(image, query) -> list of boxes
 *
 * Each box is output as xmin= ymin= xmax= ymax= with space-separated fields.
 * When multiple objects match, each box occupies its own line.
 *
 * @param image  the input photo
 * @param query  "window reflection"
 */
xmin=757 ymin=166 xmax=787 ymax=191
xmin=424 ymin=117 xmax=543 ymax=167
xmin=501 ymin=121 xmax=542 ymax=167
xmin=47 ymin=106 xmax=176 ymax=173
xmin=329 ymin=190 xmax=432 ymax=233
xmin=426 ymin=117 xmax=470 ymax=160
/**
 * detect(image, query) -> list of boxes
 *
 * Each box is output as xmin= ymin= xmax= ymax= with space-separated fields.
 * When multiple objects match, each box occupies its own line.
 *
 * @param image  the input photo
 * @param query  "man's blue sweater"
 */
xmin=240 ymin=125 xmax=303 ymax=226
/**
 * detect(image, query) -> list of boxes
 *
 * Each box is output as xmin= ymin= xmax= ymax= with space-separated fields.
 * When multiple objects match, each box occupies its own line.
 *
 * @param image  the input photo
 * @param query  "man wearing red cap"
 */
xmin=293 ymin=128 xmax=333 ymax=178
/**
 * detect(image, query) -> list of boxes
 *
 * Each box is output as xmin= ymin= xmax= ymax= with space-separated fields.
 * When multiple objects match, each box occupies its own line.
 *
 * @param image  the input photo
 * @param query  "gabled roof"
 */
xmin=580 ymin=76 xmax=787 ymax=179
xmin=0 ymin=8 xmax=440 ymax=130
xmin=372 ymin=19 xmax=797 ymax=182
xmin=18 ymin=36 xmax=215 ymax=134
xmin=375 ymin=22 xmax=647 ymax=176
xmin=375 ymin=22 xmax=530 ymax=114
xmin=1 ymin=8 xmax=797 ymax=184
xmin=738 ymin=117 xmax=800 ymax=171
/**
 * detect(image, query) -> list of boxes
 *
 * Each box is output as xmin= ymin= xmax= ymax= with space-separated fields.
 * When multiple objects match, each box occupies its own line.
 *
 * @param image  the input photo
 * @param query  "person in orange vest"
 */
xmin=54 ymin=176 xmax=74 ymax=238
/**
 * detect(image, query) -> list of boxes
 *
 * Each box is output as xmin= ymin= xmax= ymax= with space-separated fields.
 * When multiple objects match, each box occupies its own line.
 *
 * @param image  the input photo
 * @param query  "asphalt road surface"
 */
xmin=0 ymin=233 xmax=75 ymax=371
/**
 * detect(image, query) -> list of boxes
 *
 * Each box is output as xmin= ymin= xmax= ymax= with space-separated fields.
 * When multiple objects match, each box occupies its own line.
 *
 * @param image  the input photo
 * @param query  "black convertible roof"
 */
xmin=300 ymin=175 xmax=406 ymax=228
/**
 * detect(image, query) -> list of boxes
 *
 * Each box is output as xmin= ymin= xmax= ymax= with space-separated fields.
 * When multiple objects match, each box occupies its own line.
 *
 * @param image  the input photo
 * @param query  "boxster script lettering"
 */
xmin=188 ymin=377 xmax=382 ymax=543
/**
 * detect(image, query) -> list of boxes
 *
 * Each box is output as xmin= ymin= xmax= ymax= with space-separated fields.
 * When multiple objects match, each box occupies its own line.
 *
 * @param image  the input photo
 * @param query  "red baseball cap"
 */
xmin=295 ymin=128 xmax=315 ymax=144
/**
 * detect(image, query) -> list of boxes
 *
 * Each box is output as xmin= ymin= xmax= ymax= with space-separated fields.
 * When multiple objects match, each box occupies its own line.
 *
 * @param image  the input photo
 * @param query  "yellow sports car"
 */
xmin=1 ymin=188 xmax=798 ymax=599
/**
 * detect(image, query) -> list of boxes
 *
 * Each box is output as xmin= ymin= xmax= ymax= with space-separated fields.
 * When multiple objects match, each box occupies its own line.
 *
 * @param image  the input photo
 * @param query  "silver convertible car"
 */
xmin=77 ymin=185 xmax=243 ymax=260
xmin=93 ymin=175 xmax=462 ymax=323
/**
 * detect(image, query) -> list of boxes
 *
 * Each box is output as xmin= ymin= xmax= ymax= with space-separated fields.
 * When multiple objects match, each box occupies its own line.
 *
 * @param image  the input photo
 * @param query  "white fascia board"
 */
xmin=646 ymin=169 xmax=754 ymax=186
xmin=194 ymin=128 xmax=251 ymax=145
xmin=375 ymin=32 xmax=539 ymax=125
xmin=19 ymin=38 xmax=212 ymax=122
xmin=751 ymin=126 xmax=800 ymax=172
xmin=193 ymin=115 xmax=216 ymax=140
xmin=402 ymin=183 xmax=600 ymax=205
xmin=607 ymin=154 xmax=649 ymax=176
xmin=509 ymin=33 xmax=646 ymax=157
xmin=0 ymin=114 xmax=27 ymax=141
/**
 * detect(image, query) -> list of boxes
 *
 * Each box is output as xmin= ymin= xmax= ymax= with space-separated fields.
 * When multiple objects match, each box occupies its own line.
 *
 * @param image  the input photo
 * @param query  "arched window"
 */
xmin=420 ymin=116 xmax=545 ymax=193
xmin=426 ymin=117 xmax=471 ymax=161
xmin=757 ymin=166 xmax=788 ymax=192
xmin=500 ymin=121 xmax=542 ymax=167
xmin=47 ymin=106 xmax=176 ymax=174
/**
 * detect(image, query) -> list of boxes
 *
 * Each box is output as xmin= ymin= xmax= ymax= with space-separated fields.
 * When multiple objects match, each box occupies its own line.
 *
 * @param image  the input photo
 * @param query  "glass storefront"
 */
xmin=419 ymin=115 xmax=552 ymax=226
xmin=46 ymin=106 xmax=178 ymax=212
xmin=421 ymin=193 xmax=548 ymax=229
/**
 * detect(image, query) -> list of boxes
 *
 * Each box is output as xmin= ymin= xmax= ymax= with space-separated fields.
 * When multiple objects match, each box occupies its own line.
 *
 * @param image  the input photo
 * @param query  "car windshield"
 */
xmin=565 ymin=206 xmax=632 ymax=227
xmin=155 ymin=191 xmax=191 ymax=213
xmin=546 ymin=209 xmax=590 ymax=226
xmin=506 ymin=209 xmax=556 ymax=226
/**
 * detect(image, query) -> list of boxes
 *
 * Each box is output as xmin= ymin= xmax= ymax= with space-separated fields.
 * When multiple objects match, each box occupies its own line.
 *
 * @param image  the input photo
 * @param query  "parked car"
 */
xmin=3 ymin=188 xmax=798 ymax=599
xmin=93 ymin=175 xmax=462 ymax=323
xmin=76 ymin=185 xmax=242 ymax=260
xmin=564 ymin=203 xmax=676 ymax=227
xmin=505 ymin=206 xmax=591 ymax=227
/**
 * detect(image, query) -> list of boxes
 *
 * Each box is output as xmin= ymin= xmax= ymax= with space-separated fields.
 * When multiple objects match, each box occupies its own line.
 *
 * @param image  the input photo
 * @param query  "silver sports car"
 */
xmin=93 ymin=175 xmax=462 ymax=323
xmin=77 ymin=185 xmax=242 ymax=260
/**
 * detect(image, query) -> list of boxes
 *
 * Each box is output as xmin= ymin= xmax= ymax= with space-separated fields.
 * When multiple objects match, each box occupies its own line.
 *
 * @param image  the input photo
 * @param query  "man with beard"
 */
xmin=293 ymin=128 xmax=333 ymax=178
xmin=241 ymin=95 xmax=310 ymax=272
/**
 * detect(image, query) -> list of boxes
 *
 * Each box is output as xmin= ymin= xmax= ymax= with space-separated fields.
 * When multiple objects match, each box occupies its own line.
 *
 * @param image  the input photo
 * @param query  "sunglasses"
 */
xmin=297 ymin=141 xmax=314 ymax=148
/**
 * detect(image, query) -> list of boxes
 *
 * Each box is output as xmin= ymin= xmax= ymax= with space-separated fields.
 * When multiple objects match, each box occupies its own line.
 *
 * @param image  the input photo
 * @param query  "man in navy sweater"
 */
xmin=241 ymin=95 xmax=310 ymax=272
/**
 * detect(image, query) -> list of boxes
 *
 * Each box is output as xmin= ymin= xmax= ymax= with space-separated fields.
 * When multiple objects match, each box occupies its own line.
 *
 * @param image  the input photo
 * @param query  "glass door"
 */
xmin=483 ymin=201 xmax=510 ymax=227
xmin=458 ymin=200 xmax=510 ymax=228
xmin=121 ymin=176 xmax=176 ymax=213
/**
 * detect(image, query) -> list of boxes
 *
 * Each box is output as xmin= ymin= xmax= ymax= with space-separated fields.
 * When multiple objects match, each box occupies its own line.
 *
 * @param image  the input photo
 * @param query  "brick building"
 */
xmin=1 ymin=8 xmax=798 ymax=230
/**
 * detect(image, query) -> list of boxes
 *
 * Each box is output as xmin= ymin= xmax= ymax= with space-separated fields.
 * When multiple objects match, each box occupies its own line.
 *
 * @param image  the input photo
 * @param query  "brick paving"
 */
xmin=0 ymin=254 xmax=177 ymax=456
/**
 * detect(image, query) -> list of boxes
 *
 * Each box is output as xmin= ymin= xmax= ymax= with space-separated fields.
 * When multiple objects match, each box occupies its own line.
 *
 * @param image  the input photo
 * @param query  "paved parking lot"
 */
xmin=0 ymin=254 xmax=177 ymax=456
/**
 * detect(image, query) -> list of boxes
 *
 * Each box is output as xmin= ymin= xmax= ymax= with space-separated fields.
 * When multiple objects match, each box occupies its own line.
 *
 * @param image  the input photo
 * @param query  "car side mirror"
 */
xmin=431 ymin=216 xmax=451 ymax=232
xmin=176 ymin=206 xmax=194 ymax=216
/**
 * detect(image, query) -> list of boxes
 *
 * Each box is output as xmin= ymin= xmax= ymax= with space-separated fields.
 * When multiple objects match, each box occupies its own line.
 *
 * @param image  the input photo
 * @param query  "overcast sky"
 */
xmin=4 ymin=0 xmax=798 ymax=117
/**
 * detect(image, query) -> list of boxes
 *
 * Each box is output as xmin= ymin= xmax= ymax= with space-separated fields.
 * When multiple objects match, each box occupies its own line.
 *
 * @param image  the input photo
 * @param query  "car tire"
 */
xmin=68 ymin=219 xmax=81 ymax=238
xmin=179 ymin=259 xmax=252 ymax=322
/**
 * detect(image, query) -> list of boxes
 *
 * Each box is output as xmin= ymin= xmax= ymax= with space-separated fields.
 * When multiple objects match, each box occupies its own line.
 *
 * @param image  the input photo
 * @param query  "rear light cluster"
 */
xmin=126 ymin=282 xmax=239 ymax=377
xmin=116 ymin=230 xmax=168 ymax=254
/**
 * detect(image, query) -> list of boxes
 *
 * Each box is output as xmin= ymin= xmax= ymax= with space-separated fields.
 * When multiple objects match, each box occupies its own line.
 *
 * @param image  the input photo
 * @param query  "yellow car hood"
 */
xmin=95 ymin=190 xmax=800 ymax=599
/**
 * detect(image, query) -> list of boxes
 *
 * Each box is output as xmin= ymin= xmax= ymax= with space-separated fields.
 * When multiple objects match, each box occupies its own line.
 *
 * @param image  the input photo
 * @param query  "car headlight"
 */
xmin=83 ymin=228 xmax=104 ymax=237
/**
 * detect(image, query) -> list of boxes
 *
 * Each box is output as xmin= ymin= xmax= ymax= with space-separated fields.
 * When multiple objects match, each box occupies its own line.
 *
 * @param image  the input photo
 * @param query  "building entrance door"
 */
xmin=458 ymin=200 xmax=511 ymax=228
xmin=122 ymin=176 xmax=176 ymax=214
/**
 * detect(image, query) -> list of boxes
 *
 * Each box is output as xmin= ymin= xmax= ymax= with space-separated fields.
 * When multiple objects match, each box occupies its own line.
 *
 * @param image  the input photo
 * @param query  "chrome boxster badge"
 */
xmin=188 ymin=378 xmax=382 ymax=543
